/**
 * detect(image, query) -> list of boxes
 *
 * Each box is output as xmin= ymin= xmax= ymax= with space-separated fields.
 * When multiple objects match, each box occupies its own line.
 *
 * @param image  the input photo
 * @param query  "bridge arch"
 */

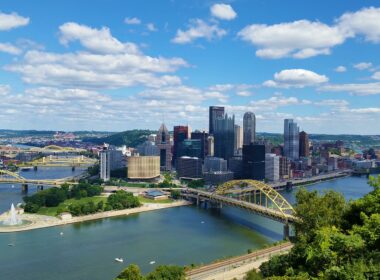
xmin=0 ymin=169 xmax=26 ymax=182
xmin=216 ymin=180 xmax=296 ymax=218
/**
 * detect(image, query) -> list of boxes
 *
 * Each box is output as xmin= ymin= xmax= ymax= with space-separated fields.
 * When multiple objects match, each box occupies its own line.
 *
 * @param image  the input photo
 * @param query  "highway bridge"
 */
xmin=181 ymin=180 xmax=299 ymax=239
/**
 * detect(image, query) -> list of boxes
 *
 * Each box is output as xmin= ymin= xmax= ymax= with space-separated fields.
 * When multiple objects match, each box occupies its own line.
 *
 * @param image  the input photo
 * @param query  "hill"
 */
xmin=83 ymin=129 xmax=155 ymax=147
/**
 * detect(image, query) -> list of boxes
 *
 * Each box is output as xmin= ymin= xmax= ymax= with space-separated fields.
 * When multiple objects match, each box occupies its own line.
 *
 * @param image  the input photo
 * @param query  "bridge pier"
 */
xmin=283 ymin=223 xmax=290 ymax=240
xmin=21 ymin=184 xmax=28 ymax=193
xmin=34 ymin=166 xmax=38 ymax=171
xmin=37 ymin=185 xmax=44 ymax=191
xmin=72 ymin=166 xmax=75 ymax=171
xmin=196 ymin=194 xmax=200 ymax=206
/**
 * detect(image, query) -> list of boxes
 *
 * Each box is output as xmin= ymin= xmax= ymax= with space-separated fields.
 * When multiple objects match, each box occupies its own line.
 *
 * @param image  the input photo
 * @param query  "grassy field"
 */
xmin=138 ymin=197 xmax=174 ymax=204
xmin=37 ymin=196 xmax=107 ymax=217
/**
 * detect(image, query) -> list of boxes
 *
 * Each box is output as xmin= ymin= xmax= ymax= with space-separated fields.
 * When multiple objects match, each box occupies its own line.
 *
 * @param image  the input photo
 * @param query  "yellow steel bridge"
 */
xmin=0 ymin=169 xmax=76 ymax=186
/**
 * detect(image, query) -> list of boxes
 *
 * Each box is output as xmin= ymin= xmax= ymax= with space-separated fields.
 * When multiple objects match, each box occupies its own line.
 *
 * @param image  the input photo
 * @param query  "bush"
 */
xmin=24 ymin=203 xmax=40 ymax=213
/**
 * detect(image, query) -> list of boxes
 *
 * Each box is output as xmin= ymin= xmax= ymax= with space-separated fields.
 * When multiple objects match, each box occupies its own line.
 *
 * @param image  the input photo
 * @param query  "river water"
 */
xmin=0 ymin=168 xmax=375 ymax=280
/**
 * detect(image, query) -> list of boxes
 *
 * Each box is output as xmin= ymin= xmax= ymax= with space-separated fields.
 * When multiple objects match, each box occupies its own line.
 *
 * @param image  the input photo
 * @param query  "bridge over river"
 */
xmin=181 ymin=180 xmax=299 ymax=239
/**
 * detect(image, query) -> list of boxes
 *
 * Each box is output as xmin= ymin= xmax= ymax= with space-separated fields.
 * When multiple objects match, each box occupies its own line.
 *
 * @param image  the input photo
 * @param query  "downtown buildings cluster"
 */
xmin=98 ymin=106 xmax=380 ymax=185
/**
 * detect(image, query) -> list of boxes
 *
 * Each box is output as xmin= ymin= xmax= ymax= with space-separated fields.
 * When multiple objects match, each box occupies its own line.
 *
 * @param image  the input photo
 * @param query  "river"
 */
xmin=0 ymin=168 xmax=375 ymax=280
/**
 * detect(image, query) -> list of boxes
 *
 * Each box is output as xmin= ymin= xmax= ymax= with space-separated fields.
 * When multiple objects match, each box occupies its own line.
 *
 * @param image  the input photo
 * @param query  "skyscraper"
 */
xmin=299 ymin=131 xmax=310 ymax=157
xmin=234 ymin=124 xmax=243 ymax=154
xmin=243 ymin=112 xmax=256 ymax=145
xmin=242 ymin=143 xmax=265 ymax=180
xmin=156 ymin=123 xmax=172 ymax=171
xmin=100 ymin=148 xmax=110 ymax=182
xmin=173 ymin=125 xmax=189 ymax=166
xmin=284 ymin=119 xmax=300 ymax=160
xmin=265 ymin=153 xmax=280 ymax=181
xmin=214 ymin=113 xmax=235 ymax=161
xmin=209 ymin=106 xmax=225 ymax=135
xmin=191 ymin=130 xmax=209 ymax=159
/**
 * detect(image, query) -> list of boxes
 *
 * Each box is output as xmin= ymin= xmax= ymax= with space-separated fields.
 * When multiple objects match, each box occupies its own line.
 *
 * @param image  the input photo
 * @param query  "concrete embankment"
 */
xmin=0 ymin=200 xmax=191 ymax=233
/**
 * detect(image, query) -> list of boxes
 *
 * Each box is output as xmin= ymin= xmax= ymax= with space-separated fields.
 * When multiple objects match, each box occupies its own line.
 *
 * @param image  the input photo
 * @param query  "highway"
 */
xmin=186 ymin=242 xmax=293 ymax=280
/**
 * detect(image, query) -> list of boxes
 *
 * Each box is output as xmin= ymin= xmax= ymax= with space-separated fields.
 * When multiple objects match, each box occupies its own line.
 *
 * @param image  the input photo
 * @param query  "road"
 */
xmin=186 ymin=242 xmax=293 ymax=280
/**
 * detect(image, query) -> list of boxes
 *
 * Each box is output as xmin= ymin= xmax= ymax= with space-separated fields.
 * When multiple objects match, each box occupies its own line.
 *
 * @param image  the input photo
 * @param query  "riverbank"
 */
xmin=0 ymin=200 xmax=191 ymax=233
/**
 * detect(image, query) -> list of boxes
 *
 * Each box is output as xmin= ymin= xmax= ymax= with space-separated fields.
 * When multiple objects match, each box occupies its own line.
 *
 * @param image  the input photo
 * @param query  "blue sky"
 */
xmin=0 ymin=0 xmax=380 ymax=134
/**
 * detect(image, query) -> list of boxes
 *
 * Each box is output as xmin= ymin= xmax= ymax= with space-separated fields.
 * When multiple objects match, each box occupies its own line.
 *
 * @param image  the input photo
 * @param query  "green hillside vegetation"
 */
xmin=252 ymin=175 xmax=380 ymax=279
xmin=83 ymin=129 xmax=155 ymax=147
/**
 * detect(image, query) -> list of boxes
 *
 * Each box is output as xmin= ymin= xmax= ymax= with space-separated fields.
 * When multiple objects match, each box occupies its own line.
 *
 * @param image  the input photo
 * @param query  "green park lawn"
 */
xmin=37 ymin=196 xmax=107 ymax=217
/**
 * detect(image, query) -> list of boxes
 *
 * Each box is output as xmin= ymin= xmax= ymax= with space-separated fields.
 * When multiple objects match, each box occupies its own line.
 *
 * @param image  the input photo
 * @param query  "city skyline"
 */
xmin=0 ymin=0 xmax=380 ymax=134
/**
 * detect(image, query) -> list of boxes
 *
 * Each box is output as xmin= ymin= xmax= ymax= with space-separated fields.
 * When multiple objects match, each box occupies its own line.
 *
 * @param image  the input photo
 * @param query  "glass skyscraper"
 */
xmin=284 ymin=119 xmax=300 ymax=160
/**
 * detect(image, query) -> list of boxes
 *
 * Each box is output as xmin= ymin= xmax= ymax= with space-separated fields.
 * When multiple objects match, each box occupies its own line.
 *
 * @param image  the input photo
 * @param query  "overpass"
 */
xmin=0 ymin=169 xmax=77 ymax=191
xmin=181 ymin=180 xmax=299 ymax=239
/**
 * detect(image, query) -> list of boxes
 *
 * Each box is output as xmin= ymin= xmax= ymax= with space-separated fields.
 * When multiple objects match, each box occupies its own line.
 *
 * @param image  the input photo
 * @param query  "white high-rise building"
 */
xmin=265 ymin=153 xmax=280 ymax=181
xmin=100 ymin=149 xmax=111 ymax=181
xmin=284 ymin=119 xmax=300 ymax=160
xmin=99 ymin=146 xmax=125 ymax=181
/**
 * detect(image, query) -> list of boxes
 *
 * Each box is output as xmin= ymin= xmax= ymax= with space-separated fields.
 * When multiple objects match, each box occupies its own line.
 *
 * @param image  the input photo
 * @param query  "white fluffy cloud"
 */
xmin=59 ymin=22 xmax=139 ymax=54
xmin=264 ymin=69 xmax=328 ymax=88
xmin=146 ymin=23 xmax=157 ymax=32
xmin=372 ymin=72 xmax=380 ymax=80
xmin=353 ymin=62 xmax=373 ymax=70
xmin=238 ymin=7 xmax=380 ymax=59
xmin=124 ymin=17 xmax=141 ymax=25
xmin=210 ymin=4 xmax=237 ymax=20
xmin=0 ymin=84 xmax=11 ymax=96
xmin=337 ymin=7 xmax=380 ymax=43
xmin=172 ymin=19 xmax=226 ymax=44
xmin=6 ymin=23 xmax=188 ymax=89
xmin=0 ymin=12 xmax=29 ymax=31
xmin=334 ymin=66 xmax=347 ymax=72
xmin=238 ymin=20 xmax=345 ymax=59
xmin=319 ymin=82 xmax=380 ymax=95
xmin=0 ymin=42 xmax=21 ymax=55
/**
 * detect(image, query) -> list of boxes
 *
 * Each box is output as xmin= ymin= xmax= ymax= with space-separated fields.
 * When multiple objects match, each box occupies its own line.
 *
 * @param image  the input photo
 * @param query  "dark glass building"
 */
xmin=191 ymin=130 xmax=209 ymax=159
xmin=214 ymin=114 xmax=235 ymax=161
xmin=299 ymin=131 xmax=310 ymax=157
xmin=178 ymin=139 xmax=202 ymax=159
xmin=173 ymin=126 xmax=189 ymax=166
xmin=209 ymin=106 xmax=225 ymax=135
xmin=242 ymin=144 xmax=265 ymax=180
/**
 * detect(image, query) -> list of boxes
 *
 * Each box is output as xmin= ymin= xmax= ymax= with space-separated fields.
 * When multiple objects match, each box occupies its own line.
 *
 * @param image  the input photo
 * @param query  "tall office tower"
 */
xmin=234 ymin=125 xmax=243 ymax=154
xmin=173 ymin=126 xmax=189 ymax=166
xmin=243 ymin=112 xmax=256 ymax=145
xmin=284 ymin=119 xmax=300 ymax=160
xmin=207 ymin=135 xmax=214 ymax=156
xmin=299 ymin=131 xmax=310 ymax=157
xmin=99 ymin=148 xmax=111 ymax=182
xmin=176 ymin=156 xmax=203 ymax=179
xmin=265 ymin=153 xmax=280 ymax=181
xmin=191 ymin=130 xmax=209 ymax=159
xmin=242 ymin=144 xmax=265 ymax=180
xmin=155 ymin=123 xmax=172 ymax=171
xmin=214 ymin=114 xmax=235 ymax=161
xmin=209 ymin=106 xmax=225 ymax=135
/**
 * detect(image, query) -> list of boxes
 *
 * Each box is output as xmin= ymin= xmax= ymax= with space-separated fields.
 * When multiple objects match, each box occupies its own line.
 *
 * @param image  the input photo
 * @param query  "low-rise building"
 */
xmin=144 ymin=190 xmax=168 ymax=200
xmin=177 ymin=156 xmax=202 ymax=179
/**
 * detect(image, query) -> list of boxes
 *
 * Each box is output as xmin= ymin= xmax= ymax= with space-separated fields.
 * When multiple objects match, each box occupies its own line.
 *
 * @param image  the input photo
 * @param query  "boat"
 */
xmin=20 ymin=166 xmax=33 ymax=171
xmin=60 ymin=232 xmax=64 ymax=236
xmin=149 ymin=261 xmax=156 ymax=265
xmin=115 ymin=258 xmax=123 ymax=263
xmin=8 ymin=243 xmax=15 ymax=247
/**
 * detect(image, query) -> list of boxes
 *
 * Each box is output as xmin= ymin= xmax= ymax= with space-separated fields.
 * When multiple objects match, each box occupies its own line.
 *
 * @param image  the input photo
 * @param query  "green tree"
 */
xmin=116 ymin=264 xmax=144 ymax=280
xmin=170 ymin=189 xmax=180 ymax=199
xmin=145 ymin=265 xmax=185 ymax=280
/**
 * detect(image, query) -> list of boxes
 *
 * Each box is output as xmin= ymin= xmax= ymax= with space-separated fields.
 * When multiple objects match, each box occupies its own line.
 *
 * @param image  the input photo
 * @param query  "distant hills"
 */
xmin=83 ymin=129 xmax=155 ymax=147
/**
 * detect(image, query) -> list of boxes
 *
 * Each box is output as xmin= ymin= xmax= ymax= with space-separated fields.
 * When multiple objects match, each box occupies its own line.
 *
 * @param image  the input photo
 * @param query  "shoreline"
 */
xmin=0 ymin=200 xmax=192 ymax=233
